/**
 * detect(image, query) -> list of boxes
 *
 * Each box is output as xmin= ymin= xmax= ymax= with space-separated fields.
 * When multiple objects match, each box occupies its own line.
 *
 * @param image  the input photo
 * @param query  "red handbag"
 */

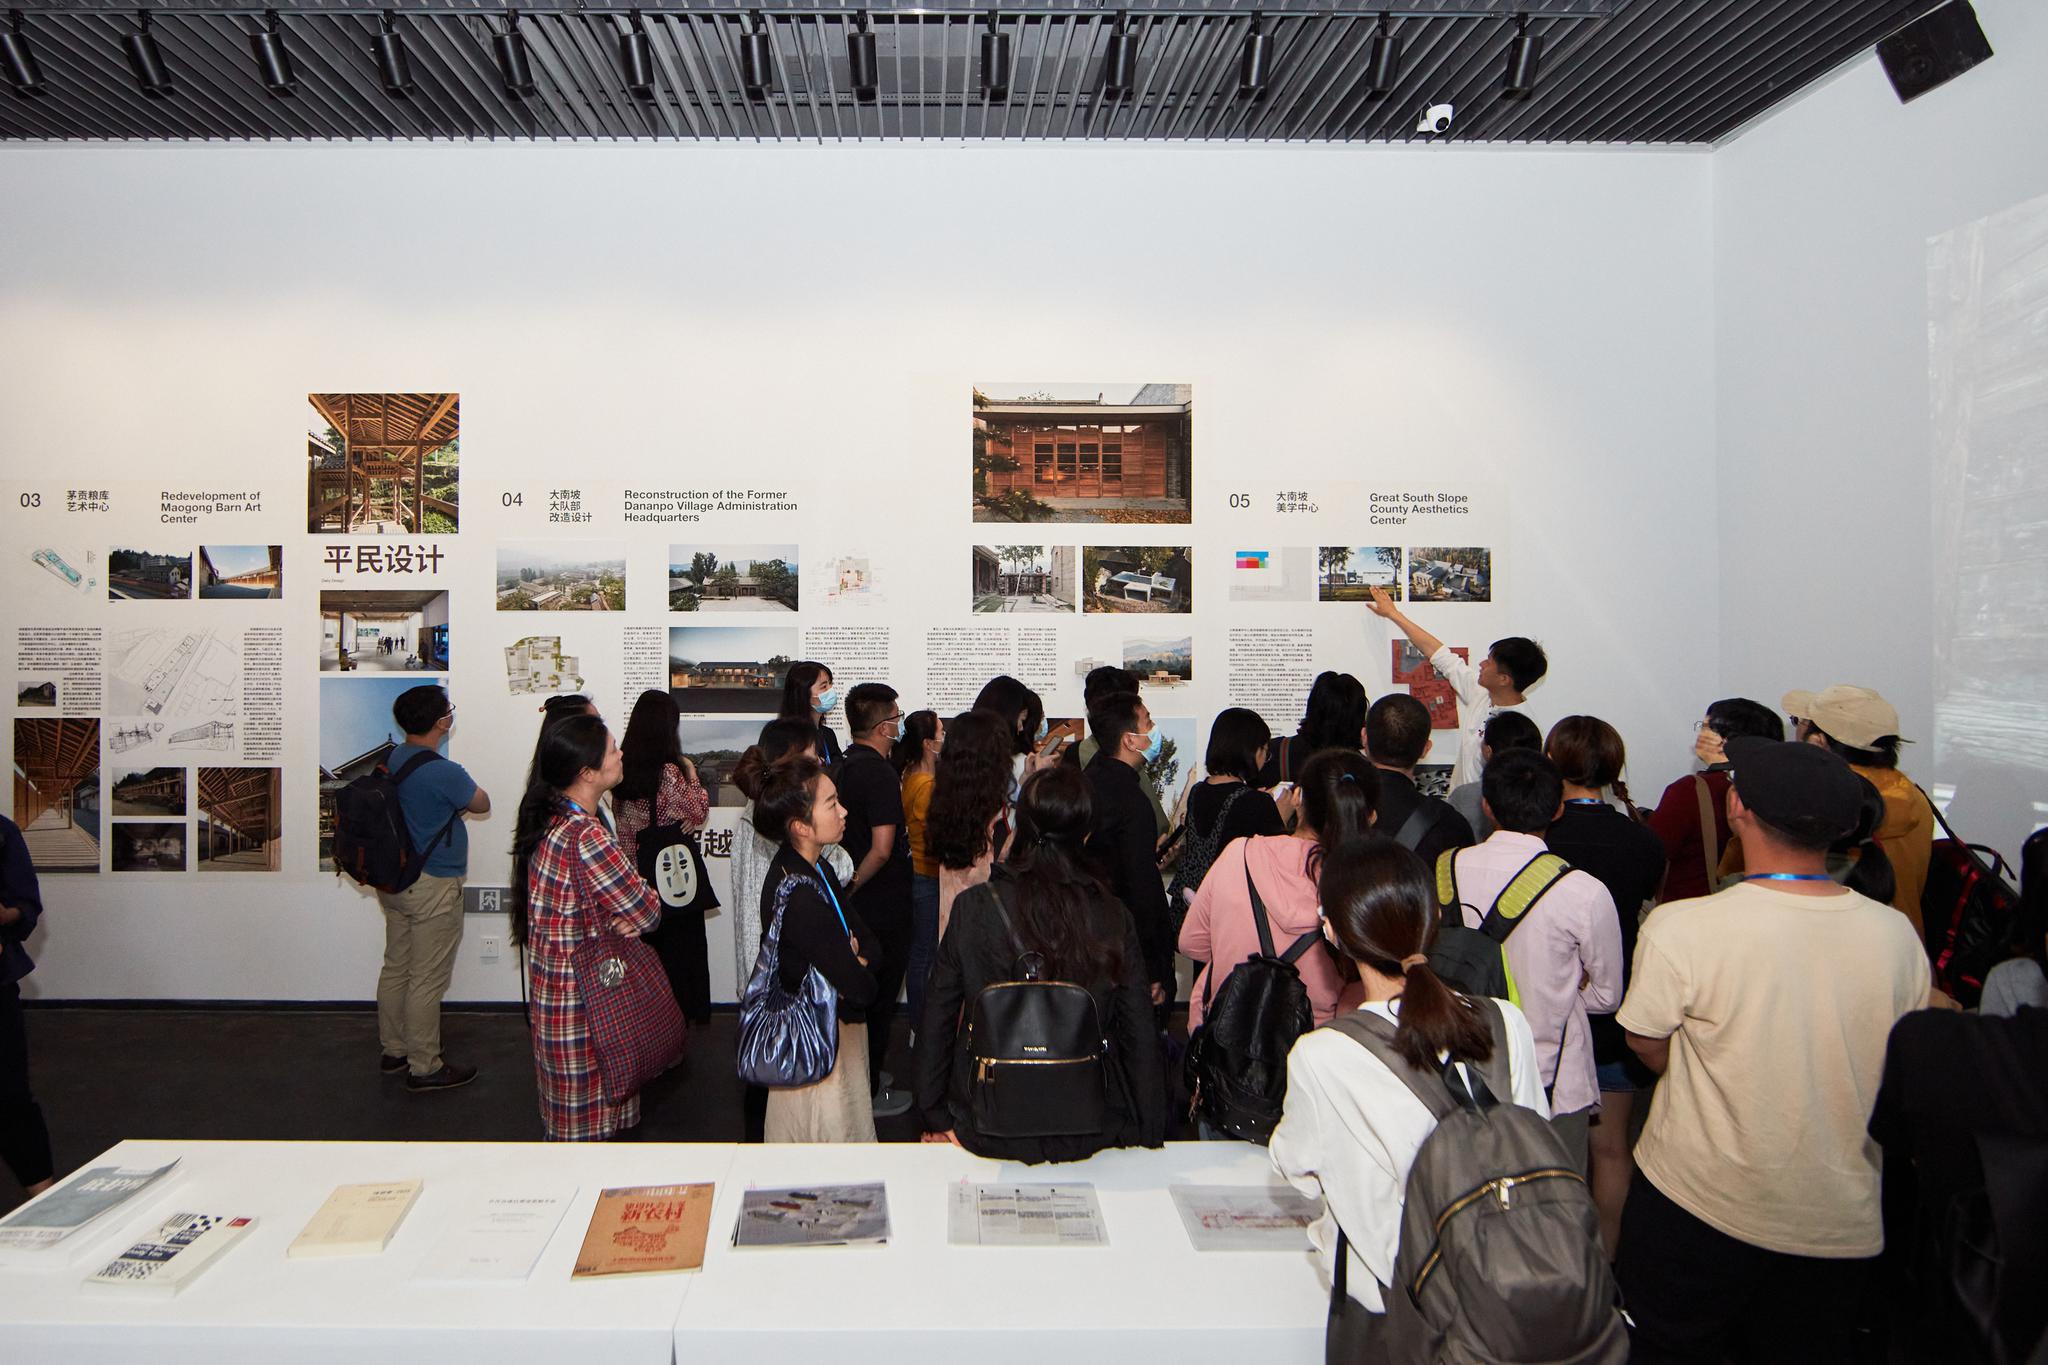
xmin=571 ymin=927 xmax=685 ymax=1102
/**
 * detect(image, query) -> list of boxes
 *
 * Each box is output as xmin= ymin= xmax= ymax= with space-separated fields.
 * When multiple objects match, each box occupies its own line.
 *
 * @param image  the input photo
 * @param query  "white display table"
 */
xmin=0 ymin=1139 xmax=1327 ymax=1365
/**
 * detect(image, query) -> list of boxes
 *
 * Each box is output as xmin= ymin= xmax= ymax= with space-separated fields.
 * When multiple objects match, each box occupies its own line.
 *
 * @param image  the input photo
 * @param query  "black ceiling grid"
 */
xmin=0 ymin=1 xmax=1943 ymax=143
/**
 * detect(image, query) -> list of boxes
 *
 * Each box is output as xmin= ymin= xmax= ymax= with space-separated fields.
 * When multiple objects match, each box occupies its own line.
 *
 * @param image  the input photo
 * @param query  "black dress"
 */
xmin=915 ymin=872 xmax=1166 ymax=1163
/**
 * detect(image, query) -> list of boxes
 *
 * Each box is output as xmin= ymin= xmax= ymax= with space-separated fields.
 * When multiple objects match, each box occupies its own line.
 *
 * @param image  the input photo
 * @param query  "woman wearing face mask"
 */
xmin=509 ymin=714 xmax=662 ymax=1142
xmin=894 ymin=710 xmax=945 ymax=1032
xmin=780 ymin=661 xmax=842 ymax=769
xmin=756 ymin=755 xmax=879 ymax=1143
xmin=1645 ymin=698 xmax=1785 ymax=900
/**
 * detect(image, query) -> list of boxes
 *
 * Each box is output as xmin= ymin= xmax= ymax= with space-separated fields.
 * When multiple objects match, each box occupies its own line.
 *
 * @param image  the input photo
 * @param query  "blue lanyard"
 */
xmin=812 ymin=861 xmax=850 ymax=933
xmin=1565 ymin=798 xmax=1606 ymax=807
xmin=1744 ymin=873 xmax=1835 ymax=883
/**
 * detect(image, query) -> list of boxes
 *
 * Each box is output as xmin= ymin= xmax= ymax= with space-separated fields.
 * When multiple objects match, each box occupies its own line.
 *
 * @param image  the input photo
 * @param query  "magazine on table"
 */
xmin=0 ymin=1160 xmax=182 ymax=1263
xmin=1168 ymin=1184 xmax=1322 ymax=1251
xmin=946 ymin=1182 xmax=1108 ymax=1248
xmin=571 ymin=1184 xmax=714 ymax=1278
xmin=84 ymin=1212 xmax=257 ymax=1297
xmin=733 ymin=1184 xmax=890 ymax=1249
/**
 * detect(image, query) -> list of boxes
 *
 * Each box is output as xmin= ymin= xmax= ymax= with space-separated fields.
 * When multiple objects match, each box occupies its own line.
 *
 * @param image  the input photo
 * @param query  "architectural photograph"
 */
xmin=305 ymin=392 xmax=458 ymax=535
xmin=669 ymin=626 xmax=798 ymax=713
xmin=107 ymin=546 xmax=192 ymax=600
xmin=196 ymin=767 xmax=282 ymax=872
xmin=497 ymin=544 xmax=626 ymax=612
xmin=679 ymin=717 xmax=767 ymax=807
xmin=973 ymin=383 xmax=1193 ymax=524
xmin=111 ymin=821 xmax=187 ymax=873
xmin=198 ymin=545 xmax=284 ymax=599
xmin=320 ymin=589 xmax=450 ymax=671
xmin=1142 ymin=718 xmax=1197 ymax=813
xmin=16 ymin=677 xmax=57 ymax=709
xmin=1125 ymin=636 xmax=1193 ymax=687
xmin=1083 ymin=546 xmax=1192 ymax=614
xmin=316 ymin=675 xmax=417 ymax=870
xmin=110 ymin=766 xmax=186 ymax=817
xmin=1407 ymin=547 xmax=1494 ymax=603
xmin=669 ymin=545 xmax=799 ymax=612
xmin=13 ymin=716 xmax=100 ymax=872
xmin=1318 ymin=546 xmax=1404 ymax=602
xmin=972 ymin=545 xmax=1078 ymax=613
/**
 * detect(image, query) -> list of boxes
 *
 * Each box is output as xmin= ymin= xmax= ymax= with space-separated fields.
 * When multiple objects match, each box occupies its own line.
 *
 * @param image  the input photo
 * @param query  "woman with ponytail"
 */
xmin=914 ymin=764 xmax=1164 ymax=1162
xmin=1180 ymin=747 xmax=1376 ymax=1034
xmin=511 ymin=714 xmax=663 ymax=1142
xmin=1270 ymin=836 xmax=1547 ymax=1324
xmin=1543 ymin=714 xmax=1668 ymax=1254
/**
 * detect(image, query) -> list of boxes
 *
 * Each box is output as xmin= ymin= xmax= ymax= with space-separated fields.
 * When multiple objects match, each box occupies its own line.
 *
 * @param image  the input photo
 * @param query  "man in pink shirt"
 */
xmin=1441 ymin=748 xmax=1622 ymax=1172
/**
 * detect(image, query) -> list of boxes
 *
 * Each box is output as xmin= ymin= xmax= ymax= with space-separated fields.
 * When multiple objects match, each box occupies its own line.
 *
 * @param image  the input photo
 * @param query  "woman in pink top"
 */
xmin=1181 ymin=747 xmax=1375 ymax=1030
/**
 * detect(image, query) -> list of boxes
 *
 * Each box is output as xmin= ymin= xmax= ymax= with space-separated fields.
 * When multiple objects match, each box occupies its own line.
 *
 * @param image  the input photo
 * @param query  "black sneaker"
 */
xmin=406 ymin=1062 xmax=478 ymax=1093
xmin=380 ymin=1053 xmax=408 ymax=1075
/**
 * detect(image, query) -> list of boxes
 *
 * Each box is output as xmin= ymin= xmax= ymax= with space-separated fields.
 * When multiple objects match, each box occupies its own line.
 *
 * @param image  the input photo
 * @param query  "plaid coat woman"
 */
xmin=526 ymin=803 xmax=662 ymax=1141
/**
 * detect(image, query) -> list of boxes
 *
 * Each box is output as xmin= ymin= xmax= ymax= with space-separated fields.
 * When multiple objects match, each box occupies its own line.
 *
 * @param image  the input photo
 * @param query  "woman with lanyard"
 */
xmin=510 ymin=714 xmax=663 ymax=1142
xmin=779 ymin=661 xmax=843 ymax=770
xmin=755 ymin=754 xmax=880 ymax=1143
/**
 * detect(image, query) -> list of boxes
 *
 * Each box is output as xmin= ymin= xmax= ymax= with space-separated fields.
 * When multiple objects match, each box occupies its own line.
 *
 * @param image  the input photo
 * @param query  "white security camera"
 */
xmin=1416 ymin=102 xmax=1454 ymax=134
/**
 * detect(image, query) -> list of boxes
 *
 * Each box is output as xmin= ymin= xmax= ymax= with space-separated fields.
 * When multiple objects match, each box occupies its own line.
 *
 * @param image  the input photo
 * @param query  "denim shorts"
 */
xmin=1596 ymin=1059 xmax=1639 ymax=1094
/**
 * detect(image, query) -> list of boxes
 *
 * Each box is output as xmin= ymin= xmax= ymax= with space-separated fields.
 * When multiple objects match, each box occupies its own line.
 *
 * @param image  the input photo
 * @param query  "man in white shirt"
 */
xmin=1367 ymin=587 xmax=1546 ymax=788
xmin=1443 ymin=749 xmax=1623 ymax=1172
xmin=1617 ymin=738 xmax=1930 ymax=1365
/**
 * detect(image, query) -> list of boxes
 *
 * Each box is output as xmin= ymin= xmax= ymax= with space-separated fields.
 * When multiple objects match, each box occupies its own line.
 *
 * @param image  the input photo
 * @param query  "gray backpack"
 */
xmin=1323 ymin=1004 xmax=1628 ymax=1365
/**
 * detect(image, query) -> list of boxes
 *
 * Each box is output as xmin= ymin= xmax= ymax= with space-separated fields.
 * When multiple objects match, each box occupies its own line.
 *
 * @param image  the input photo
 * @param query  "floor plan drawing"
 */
xmin=108 ymin=630 xmax=241 ymax=741
xmin=505 ymin=636 xmax=584 ymax=696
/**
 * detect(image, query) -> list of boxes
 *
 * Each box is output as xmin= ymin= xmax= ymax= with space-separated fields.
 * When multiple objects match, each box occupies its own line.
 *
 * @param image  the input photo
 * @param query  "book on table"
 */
xmin=0 ymin=1160 xmax=182 ymax=1263
xmin=84 ymin=1213 xmax=257 ymax=1297
xmin=287 ymin=1179 xmax=424 ymax=1259
xmin=415 ymin=1190 xmax=576 ymax=1283
xmin=733 ymin=1184 xmax=890 ymax=1249
xmin=571 ymin=1184 xmax=714 ymax=1278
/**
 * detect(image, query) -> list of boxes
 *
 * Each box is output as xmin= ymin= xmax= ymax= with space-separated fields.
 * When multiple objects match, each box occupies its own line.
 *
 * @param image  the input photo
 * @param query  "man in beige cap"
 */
xmin=1783 ymin=685 xmax=1936 ymax=933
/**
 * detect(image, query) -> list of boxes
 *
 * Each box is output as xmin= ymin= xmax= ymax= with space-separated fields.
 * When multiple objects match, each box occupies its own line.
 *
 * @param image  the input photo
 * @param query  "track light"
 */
xmin=1238 ymin=14 xmax=1269 ymax=99
xmin=1364 ymin=13 xmax=1401 ymax=99
xmin=124 ymin=10 xmax=172 ymax=98
xmin=979 ymin=12 xmax=1009 ymax=102
xmin=1501 ymin=14 xmax=1541 ymax=100
xmin=1101 ymin=14 xmax=1135 ymax=100
xmin=494 ymin=11 xmax=535 ymax=98
xmin=740 ymin=12 xmax=771 ymax=100
xmin=621 ymin=10 xmax=654 ymax=99
xmin=250 ymin=11 xmax=295 ymax=96
xmin=374 ymin=11 xmax=413 ymax=96
xmin=847 ymin=11 xmax=877 ymax=105
xmin=3 ymin=11 xmax=43 ymax=98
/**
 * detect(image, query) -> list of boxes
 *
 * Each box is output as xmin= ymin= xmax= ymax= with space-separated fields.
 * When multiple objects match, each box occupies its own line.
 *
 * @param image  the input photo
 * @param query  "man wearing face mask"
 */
xmin=1645 ymin=698 xmax=1786 ymax=901
xmin=1084 ymin=691 xmax=1173 ymax=1009
xmin=833 ymin=682 xmax=915 ymax=1117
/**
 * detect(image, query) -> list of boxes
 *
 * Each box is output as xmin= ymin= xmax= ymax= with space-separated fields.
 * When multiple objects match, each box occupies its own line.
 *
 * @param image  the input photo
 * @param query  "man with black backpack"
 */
xmin=1365 ymin=694 xmax=1475 ymax=868
xmin=371 ymin=685 xmax=489 ymax=1093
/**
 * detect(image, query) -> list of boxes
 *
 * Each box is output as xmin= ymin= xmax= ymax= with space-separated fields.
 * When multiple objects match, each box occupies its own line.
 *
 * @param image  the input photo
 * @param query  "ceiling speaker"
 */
xmin=1876 ymin=0 xmax=1992 ymax=104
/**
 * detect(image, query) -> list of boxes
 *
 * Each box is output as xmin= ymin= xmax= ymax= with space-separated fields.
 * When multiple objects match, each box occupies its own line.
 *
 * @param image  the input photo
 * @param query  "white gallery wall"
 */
xmin=1714 ymin=0 xmax=2048 ymax=864
xmin=0 ymin=140 xmax=1718 ymax=999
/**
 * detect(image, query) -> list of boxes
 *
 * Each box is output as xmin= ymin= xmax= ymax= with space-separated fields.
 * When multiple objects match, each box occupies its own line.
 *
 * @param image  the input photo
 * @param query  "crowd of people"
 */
xmin=3 ymin=606 xmax=2043 ymax=1363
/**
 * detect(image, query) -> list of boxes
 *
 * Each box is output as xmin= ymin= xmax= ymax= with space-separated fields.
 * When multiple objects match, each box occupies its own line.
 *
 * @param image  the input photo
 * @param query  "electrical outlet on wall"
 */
xmin=480 ymin=936 xmax=503 ymax=964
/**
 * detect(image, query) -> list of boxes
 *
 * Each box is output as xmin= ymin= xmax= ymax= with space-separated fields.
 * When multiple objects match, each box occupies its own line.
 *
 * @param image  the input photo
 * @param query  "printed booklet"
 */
xmin=85 ymin=1213 xmax=256 ymax=1297
xmin=0 ymin=1160 xmax=182 ymax=1264
xmin=734 ymin=1184 xmax=889 ymax=1249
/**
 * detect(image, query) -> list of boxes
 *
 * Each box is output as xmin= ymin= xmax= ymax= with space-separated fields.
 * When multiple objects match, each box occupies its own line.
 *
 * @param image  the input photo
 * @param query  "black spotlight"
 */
xmin=622 ymin=10 xmax=655 ymax=99
xmin=1101 ymin=15 xmax=1135 ymax=99
xmin=124 ymin=10 xmax=173 ymax=98
xmin=1238 ymin=14 xmax=1269 ymax=99
xmin=1501 ymin=14 xmax=1541 ymax=100
xmin=250 ymin=10 xmax=295 ymax=96
xmin=374 ymin=11 xmax=413 ymax=96
xmin=1364 ymin=13 xmax=1401 ymax=98
xmin=494 ymin=11 xmax=535 ymax=98
xmin=979 ymin=13 xmax=1009 ymax=102
xmin=3 ymin=11 xmax=44 ymax=98
xmin=740 ymin=13 xmax=772 ymax=99
xmin=848 ymin=12 xmax=877 ymax=104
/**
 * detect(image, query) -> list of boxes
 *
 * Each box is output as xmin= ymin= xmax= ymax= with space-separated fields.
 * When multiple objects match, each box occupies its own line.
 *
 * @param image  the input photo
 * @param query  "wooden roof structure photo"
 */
xmin=197 ymin=767 xmax=282 ymax=845
xmin=306 ymin=392 xmax=460 ymax=536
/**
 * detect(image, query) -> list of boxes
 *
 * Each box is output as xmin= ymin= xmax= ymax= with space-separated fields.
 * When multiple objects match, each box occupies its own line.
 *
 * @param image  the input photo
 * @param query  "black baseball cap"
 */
xmin=1726 ymin=737 xmax=1863 ymax=845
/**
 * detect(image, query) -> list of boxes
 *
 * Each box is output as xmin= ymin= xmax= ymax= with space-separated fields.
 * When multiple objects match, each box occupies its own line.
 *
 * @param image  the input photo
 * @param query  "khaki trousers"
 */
xmin=376 ymin=873 xmax=465 ymax=1076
